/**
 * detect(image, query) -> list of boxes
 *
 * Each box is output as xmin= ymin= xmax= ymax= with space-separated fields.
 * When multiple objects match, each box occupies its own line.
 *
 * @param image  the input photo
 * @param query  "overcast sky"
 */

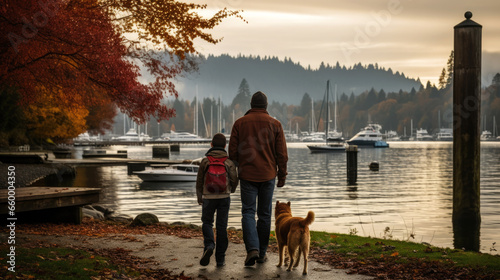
xmin=193 ymin=0 xmax=500 ymax=86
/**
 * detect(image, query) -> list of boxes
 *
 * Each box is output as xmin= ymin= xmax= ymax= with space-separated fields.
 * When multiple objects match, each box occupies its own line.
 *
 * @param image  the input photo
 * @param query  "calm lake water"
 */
xmin=39 ymin=142 xmax=500 ymax=254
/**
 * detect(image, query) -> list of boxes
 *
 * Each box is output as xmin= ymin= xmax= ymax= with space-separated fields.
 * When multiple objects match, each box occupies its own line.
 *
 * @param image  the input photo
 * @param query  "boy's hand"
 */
xmin=198 ymin=198 xmax=203 ymax=205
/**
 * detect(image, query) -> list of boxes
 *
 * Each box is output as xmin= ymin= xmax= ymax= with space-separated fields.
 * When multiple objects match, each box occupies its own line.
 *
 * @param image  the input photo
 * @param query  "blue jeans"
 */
xmin=201 ymin=197 xmax=230 ymax=263
xmin=240 ymin=179 xmax=275 ymax=256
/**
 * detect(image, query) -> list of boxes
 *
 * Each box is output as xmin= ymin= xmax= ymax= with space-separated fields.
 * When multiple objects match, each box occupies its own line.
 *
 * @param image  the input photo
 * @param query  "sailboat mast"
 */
xmin=334 ymin=84 xmax=337 ymax=132
xmin=311 ymin=98 xmax=315 ymax=133
xmin=494 ymin=116 xmax=497 ymax=137
xmin=326 ymin=80 xmax=330 ymax=143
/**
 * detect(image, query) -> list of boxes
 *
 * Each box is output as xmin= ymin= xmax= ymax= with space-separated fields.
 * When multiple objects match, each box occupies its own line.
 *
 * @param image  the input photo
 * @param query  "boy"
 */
xmin=196 ymin=133 xmax=238 ymax=267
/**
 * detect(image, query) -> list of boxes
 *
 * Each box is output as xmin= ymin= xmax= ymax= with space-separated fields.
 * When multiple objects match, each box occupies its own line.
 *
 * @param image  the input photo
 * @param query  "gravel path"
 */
xmin=0 ymin=163 xmax=75 ymax=188
xmin=13 ymin=233 xmax=374 ymax=280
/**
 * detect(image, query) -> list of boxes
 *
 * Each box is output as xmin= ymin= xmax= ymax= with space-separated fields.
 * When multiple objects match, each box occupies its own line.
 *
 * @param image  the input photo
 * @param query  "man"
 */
xmin=229 ymin=91 xmax=288 ymax=266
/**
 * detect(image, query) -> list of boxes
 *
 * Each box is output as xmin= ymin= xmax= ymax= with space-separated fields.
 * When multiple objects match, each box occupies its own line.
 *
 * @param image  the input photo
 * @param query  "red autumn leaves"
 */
xmin=0 ymin=0 xmax=242 ymax=140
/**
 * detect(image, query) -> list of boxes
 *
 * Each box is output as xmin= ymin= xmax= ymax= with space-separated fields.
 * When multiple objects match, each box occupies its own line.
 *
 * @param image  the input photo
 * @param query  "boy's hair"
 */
xmin=212 ymin=133 xmax=226 ymax=148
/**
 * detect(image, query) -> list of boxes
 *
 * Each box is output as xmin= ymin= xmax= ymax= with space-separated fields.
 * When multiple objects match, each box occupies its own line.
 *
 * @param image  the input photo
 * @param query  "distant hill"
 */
xmin=174 ymin=54 xmax=423 ymax=104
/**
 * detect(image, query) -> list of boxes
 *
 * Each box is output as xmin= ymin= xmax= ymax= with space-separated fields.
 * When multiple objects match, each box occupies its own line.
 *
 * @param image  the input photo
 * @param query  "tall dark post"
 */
xmin=346 ymin=145 xmax=358 ymax=185
xmin=453 ymin=11 xmax=481 ymax=251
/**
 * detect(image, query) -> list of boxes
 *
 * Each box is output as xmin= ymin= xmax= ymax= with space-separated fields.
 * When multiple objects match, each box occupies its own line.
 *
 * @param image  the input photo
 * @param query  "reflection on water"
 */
xmin=37 ymin=142 xmax=500 ymax=254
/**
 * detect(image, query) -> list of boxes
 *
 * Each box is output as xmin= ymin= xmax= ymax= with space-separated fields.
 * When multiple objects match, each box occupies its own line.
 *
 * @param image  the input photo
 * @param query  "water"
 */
xmin=39 ymin=142 xmax=500 ymax=254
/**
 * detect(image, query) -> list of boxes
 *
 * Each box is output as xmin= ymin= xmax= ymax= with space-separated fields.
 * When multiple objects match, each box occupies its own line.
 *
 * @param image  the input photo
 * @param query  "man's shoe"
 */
xmin=256 ymin=255 xmax=268 ymax=263
xmin=244 ymin=250 xmax=259 ymax=266
xmin=200 ymin=247 xmax=213 ymax=266
xmin=216 ymin=261 xmax=225 ymax=267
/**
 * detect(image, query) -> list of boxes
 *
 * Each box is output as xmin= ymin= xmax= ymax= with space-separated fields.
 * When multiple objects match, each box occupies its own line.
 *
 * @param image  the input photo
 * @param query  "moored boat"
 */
xmin=114 ymin=128 xmax=140 ymax=141
xmin=133 ymin=164 xmax=198 ymax=182
xmin=307 ymin=81 xmax=346 ymax=152
xmin=481 ymin=130 xmax=493 ymax=141
xmin=416 ymin=128 xmax=433 ymax=141
xmin=308 ymin=137 xmax=346 ymax=153
xmin=436 ymin=128 xmax=453 ymax=141
xmin=373 ymin=140 xmax=389 ymax=148
xmin=347 ymin=123 xmax=383 ymax=146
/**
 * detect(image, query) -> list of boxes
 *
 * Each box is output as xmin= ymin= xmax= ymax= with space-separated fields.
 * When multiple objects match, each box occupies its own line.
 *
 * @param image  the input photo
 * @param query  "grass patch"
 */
xmin=0 ymin=247 xmax=137 ymax=279
xmin=308 ymin=231 xmax=500 ymax=277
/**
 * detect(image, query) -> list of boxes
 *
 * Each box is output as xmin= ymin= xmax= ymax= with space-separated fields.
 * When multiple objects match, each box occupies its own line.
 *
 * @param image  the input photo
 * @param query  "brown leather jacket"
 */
xmin=229 ymin=108 xmax=288 ymax=183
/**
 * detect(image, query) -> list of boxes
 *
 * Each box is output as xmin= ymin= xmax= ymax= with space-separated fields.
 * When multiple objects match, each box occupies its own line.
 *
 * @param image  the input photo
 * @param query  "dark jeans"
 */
xmin=201 ymin=197 xmax=230 ymax=263
xmin=240 ymin=179 xmax=275 ymax=256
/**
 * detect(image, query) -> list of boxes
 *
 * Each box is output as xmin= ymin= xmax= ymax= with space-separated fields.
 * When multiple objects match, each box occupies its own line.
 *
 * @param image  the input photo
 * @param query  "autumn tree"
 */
xmin=0 ymin=87 xmax=27 ymax=146
xmin=23 ymin=89 xmax=89 ymax=142
xmin=0 ymin=0 xmax=243 ymax=142
xmin=85 ymin=96 xmax=117 ymax=135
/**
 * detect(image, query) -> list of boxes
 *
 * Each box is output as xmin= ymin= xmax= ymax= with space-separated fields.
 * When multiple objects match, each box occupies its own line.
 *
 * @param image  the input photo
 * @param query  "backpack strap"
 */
xmin=207 ymin=156 xmax=228 ymax=164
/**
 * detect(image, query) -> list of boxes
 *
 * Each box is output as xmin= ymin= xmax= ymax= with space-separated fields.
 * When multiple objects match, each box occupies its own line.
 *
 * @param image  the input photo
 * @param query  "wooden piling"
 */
xmin=452 ymin=11 xmax=481 ymax=251
xmin=127 ymin=162 xmax=147 ymax=175
xmin=170 ymin=144 xmax=180 ymax=152
xmin=346 ymin=145 xmax=358 ymax=185
xmin=152 ymin=145 xmax=170 ymax=158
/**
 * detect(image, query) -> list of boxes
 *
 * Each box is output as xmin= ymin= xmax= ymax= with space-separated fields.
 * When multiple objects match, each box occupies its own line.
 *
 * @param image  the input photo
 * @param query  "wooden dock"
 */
xmin=0 ymin=187 xmax=100 ymax=224
xmin=73 ymin=139 xmax=211 ymax=147
xmin=0 ymin=152 xmax=48 ymax=164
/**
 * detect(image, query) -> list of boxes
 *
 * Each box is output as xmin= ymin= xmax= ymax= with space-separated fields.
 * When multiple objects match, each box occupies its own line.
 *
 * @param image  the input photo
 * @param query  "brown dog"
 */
xmin=275 ymin=201 xmax=315 ymax=275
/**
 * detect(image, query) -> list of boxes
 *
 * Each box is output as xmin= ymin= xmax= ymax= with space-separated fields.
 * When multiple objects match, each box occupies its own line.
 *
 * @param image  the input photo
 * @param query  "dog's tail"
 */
xmin=299 ymin=211 xmax=315 ymax=227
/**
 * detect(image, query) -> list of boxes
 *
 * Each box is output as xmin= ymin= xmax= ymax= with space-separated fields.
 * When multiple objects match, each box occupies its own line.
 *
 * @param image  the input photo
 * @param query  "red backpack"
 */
xmin=205 ymin=156 xmax=228 ymax=193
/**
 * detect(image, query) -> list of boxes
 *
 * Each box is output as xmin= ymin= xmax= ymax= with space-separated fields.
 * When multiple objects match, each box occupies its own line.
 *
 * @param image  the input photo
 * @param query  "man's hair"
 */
xmin=212 ymin=133 xmax=226 ymax=148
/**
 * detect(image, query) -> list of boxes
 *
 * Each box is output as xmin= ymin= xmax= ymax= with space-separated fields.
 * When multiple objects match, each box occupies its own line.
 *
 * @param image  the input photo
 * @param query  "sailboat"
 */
xmin=307 ymin=81 xmax=346 ymax=153
xmin=481 ymin=116 xmax=497 ymax=141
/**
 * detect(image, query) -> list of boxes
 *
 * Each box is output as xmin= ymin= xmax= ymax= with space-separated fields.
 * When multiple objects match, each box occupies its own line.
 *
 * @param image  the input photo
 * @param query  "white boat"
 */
xmin=481 ymin=116 xmax=498 ymax=141
xmin=134 ymin=164 xmax=199 ymax=182
xmin=436 ymin=128 xmax=453 ymax=141
xmin=347 ymin=123 xmax=383 ymax=146
xmin=481 ymin=130 xmax=494 ymax=141
xmin=308 ymin=137 xmax=346 ymax=152
xmin=416 ymin=128 xmax=433 ymax=141
xmin=308 ymin=81 xmax=346 ymax=152
xmin=162 ymin=131 xmax=208 ymax=142
xmin=74 ymin=132 xmax=101 ymax=142
xmin=114 ymin=128 xmax=141 ymax=141
xmin=385 ymin=130 xmax=401 ymax=141
xmin=301 ymin=133 xmax=324 ymax=142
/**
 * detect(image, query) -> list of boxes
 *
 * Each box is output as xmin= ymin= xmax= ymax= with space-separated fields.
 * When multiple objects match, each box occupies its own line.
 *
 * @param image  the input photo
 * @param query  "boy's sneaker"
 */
xmin=216 ymin=257 xmax=225 ymax=267
xmin=200 ymin=247 xmax=213 ymax=266
xmin=256 ymin=255 xmax=268 ymax=263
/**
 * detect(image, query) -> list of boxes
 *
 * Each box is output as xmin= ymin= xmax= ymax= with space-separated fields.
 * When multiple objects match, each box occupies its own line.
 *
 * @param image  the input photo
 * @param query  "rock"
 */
xmin=186 ymin=224 xmax=201 ymax=230
xmin=92 ymin=205 xmax=114 ymax=216
xmin=107 ymin=213 xmax=133 ymax=223
xmin=171 ymin=221 xmax=186 ymax=226
xmin=131 ymin=213 xmax=159 ymax=226
xmin=83 ymin=206 xmax=105 ymax=220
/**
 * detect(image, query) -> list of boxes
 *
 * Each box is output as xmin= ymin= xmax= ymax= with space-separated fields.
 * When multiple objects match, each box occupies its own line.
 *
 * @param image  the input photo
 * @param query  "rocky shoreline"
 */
xmin=0 ymin=163 xmax=75 ymax=188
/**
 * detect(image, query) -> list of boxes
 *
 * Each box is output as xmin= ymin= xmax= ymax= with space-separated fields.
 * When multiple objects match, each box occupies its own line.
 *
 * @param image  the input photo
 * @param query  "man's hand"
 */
xmin=277 ymin=178 xmax=286 ymax=188
xmin=198 ymin=198 xmax=203 ymax=205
